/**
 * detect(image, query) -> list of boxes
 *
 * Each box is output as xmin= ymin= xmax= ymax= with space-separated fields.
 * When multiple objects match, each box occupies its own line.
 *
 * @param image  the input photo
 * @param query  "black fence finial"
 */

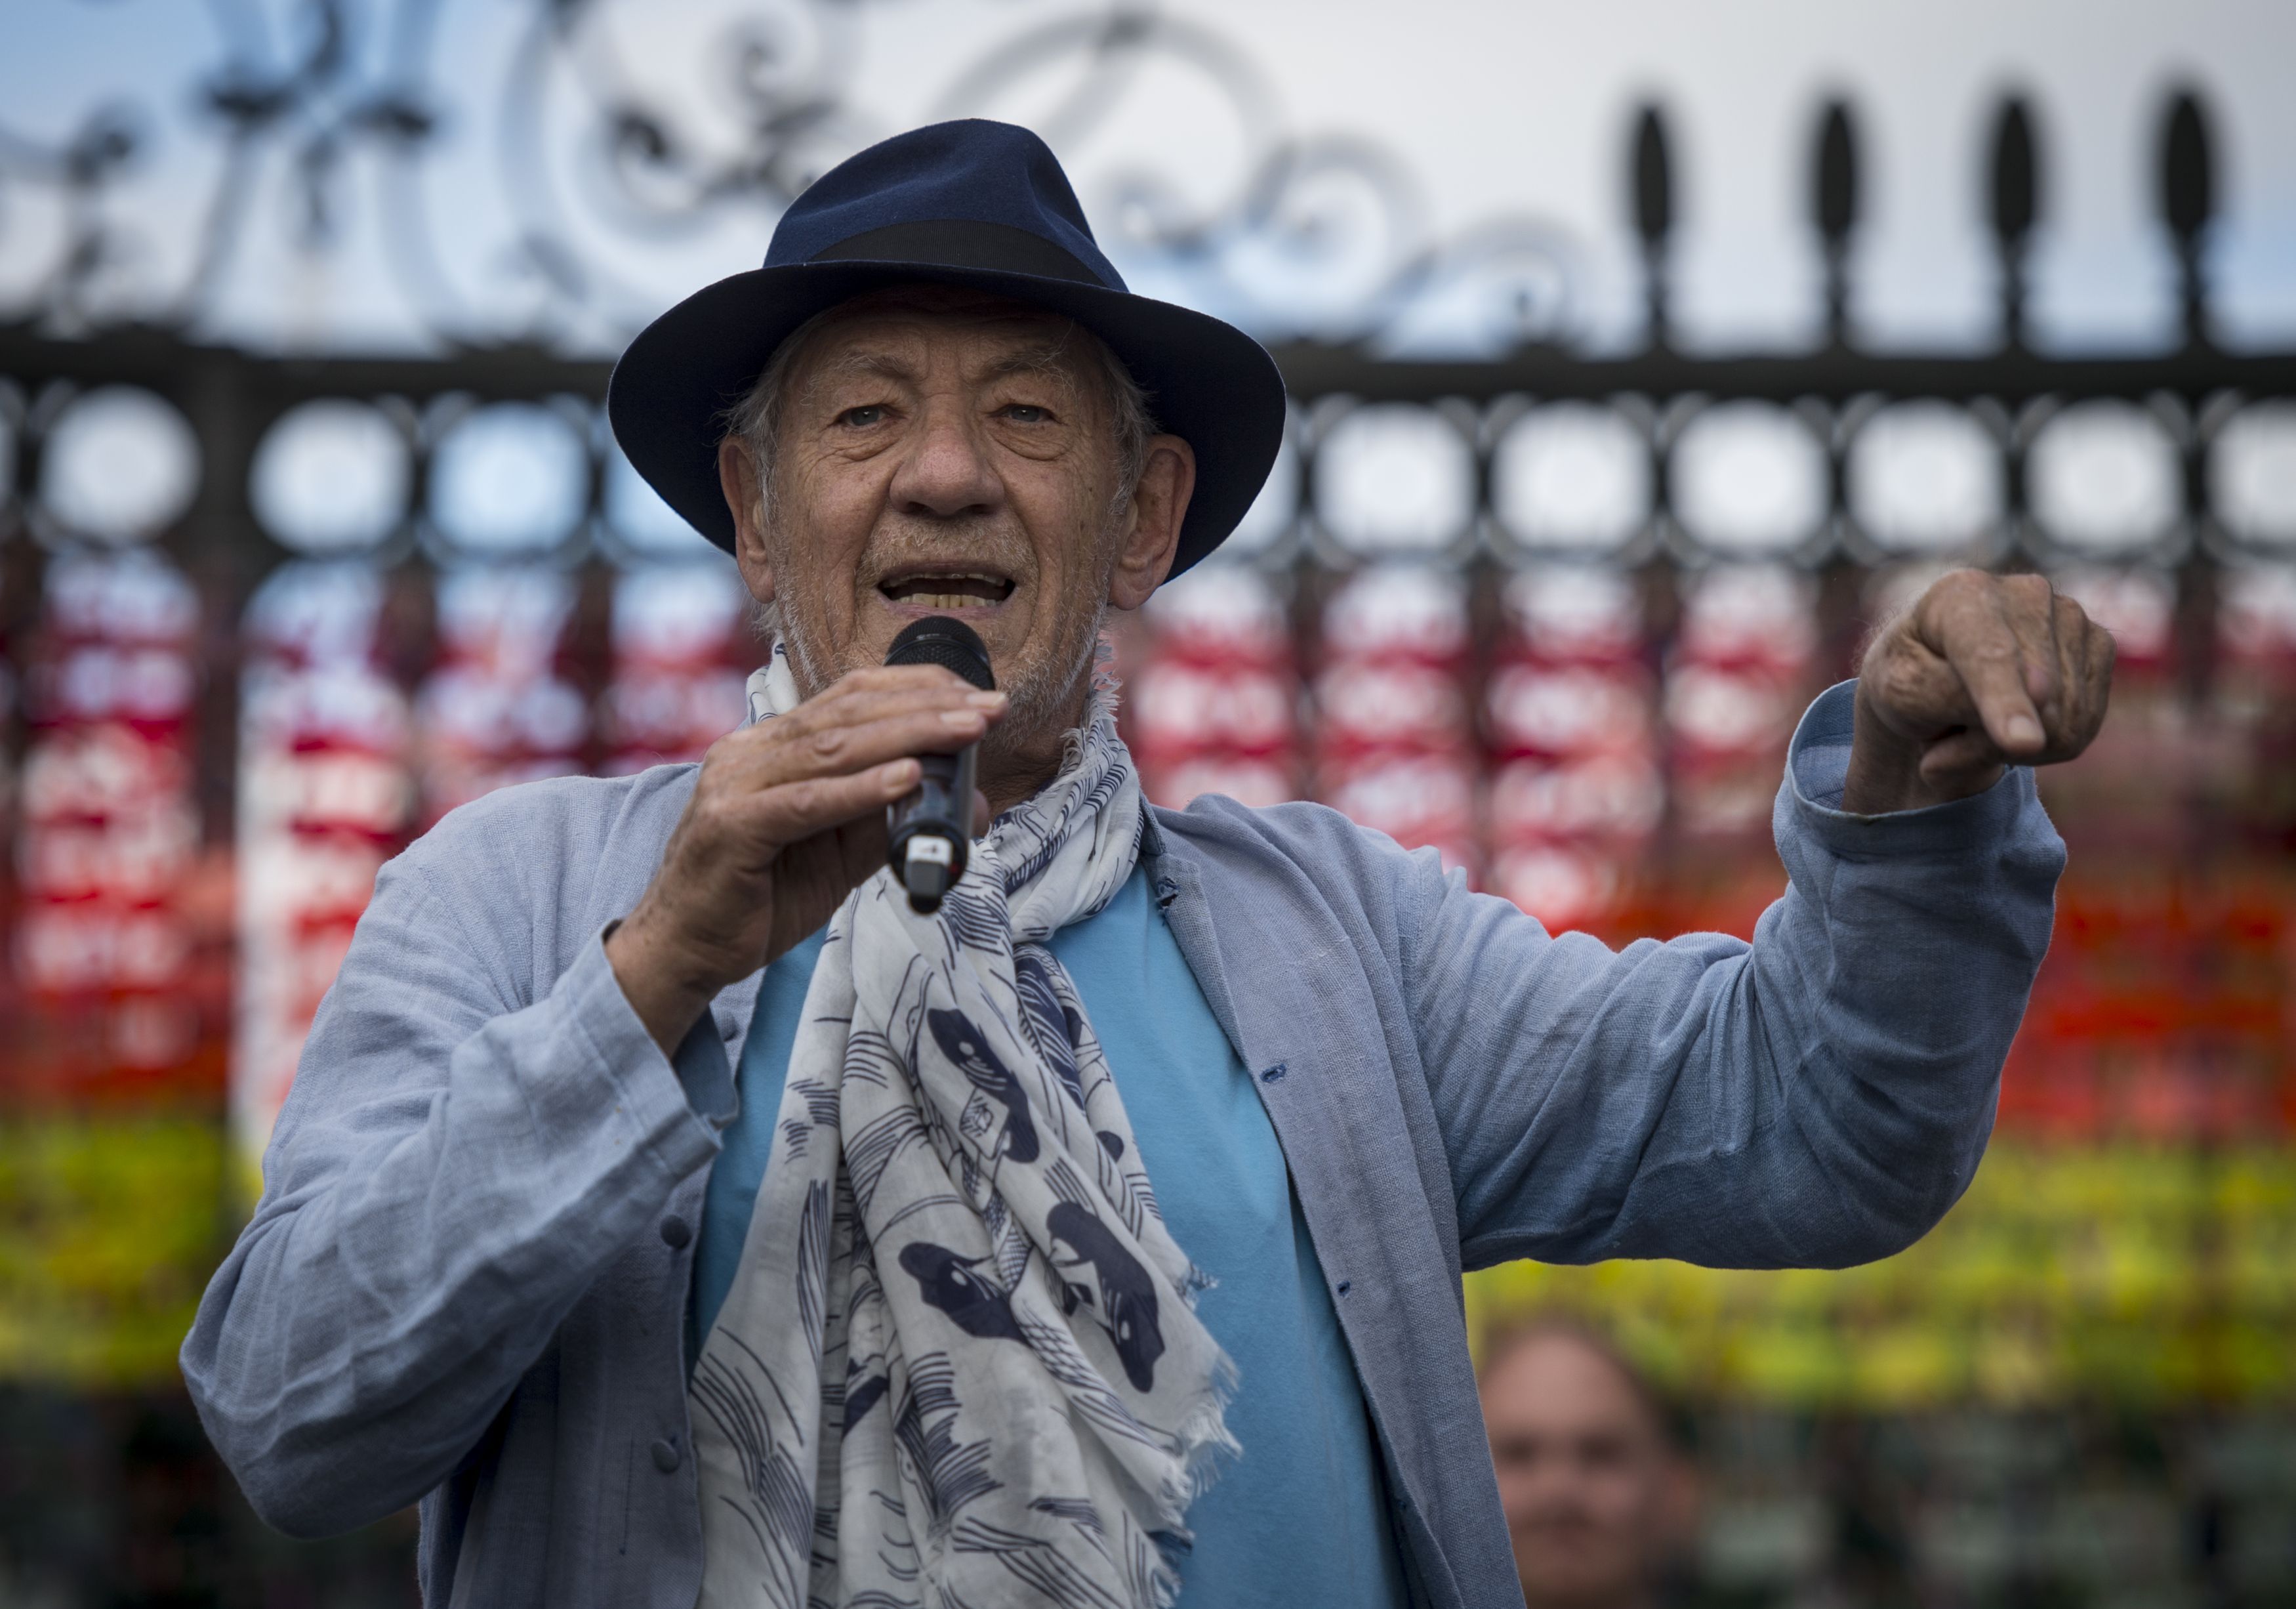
xmin=1813 ymin=99 xmax=1858 ymax=347
xmin=1988 ymin=95 xmax=2039 ymax=350
xmin=1632 ymin=102 xmax=1673 ymax=350
xmin=2160 ymin=87 xmax=2215 ymax=350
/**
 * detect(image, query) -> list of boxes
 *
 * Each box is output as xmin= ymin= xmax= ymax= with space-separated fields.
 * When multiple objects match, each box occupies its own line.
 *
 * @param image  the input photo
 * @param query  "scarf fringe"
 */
xmin=1140 ymin=1354 xmax=1241 ymax=1609
xmin=1178 ymin=1349 xmax=1243 ymax=1507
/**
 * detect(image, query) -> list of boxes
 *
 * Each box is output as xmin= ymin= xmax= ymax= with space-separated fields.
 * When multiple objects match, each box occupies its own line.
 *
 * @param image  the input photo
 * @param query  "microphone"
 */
xmin=884 ymin=616 xmax=994 ymax=913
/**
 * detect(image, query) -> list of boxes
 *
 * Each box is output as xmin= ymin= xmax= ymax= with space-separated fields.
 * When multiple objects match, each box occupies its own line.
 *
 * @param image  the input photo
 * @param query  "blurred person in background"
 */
xmin=1480 ymin=1318 xmax=1697 ymax=1609
xmin=181 ymin=118 xmax=2113 ymax=1609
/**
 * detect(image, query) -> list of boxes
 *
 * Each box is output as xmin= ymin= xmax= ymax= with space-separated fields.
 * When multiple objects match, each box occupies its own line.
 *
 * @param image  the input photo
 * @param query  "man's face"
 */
xmin=1481 ymin=1332 xmax=1695 ymax=1609
xmin=727 ymin=291 xmax=1163 ymax=759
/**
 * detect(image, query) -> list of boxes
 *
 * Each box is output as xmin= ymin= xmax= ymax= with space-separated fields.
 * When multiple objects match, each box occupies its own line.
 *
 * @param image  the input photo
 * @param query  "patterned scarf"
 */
xmin=692 ymin=646 xmax=1237 ymax=1609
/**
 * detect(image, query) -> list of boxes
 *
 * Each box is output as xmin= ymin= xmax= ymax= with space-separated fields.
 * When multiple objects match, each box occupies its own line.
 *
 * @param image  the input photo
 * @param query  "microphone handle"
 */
xmin=887 ymin=742 xmax=977 ymax=913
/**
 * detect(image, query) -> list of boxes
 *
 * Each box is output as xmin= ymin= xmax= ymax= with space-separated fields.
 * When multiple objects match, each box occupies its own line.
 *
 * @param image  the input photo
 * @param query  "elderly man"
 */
xmin=184 ymin=121 xmax=2109 ymax=1609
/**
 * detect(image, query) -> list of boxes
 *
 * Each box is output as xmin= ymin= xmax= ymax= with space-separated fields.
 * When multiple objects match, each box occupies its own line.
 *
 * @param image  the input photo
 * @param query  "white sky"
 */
xmin=3 ymin=0 xmax=2291 ymax=355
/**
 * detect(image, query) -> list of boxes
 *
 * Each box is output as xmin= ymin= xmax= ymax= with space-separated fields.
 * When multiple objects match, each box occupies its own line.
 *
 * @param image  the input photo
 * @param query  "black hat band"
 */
xmin=816 ymin=220 xmax=1106 ymax=287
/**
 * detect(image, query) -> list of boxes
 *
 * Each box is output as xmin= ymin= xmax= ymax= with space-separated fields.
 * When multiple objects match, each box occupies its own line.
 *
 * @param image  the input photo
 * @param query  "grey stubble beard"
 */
xmin=768 ymin=539 xmax=1118 ymax=793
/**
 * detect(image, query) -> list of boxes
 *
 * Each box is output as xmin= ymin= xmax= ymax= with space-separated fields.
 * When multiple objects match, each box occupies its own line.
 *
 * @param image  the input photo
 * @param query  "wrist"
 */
xmin=605 ymin=905 xmax=720 ymax=1053
xmin=1841 ymin=686 xmax=2002 ymax=815
xmin=1839 ymin=737 xmax=1929 ymax=817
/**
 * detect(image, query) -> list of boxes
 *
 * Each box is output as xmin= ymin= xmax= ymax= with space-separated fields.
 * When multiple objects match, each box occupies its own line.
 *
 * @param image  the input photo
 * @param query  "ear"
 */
xmin=1106 ymin=434 xmax=1196 ymax=612
xmin=719 ymin=437 xmax=777 ymax=610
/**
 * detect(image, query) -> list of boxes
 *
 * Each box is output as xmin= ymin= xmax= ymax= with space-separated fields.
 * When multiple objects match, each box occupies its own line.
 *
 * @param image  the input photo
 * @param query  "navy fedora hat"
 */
xmin=607 ymin=119 xmax=1286 ymax=579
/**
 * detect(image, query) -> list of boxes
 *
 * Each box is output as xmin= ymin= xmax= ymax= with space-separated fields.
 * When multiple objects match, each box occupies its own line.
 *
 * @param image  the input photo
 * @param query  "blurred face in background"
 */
xmin=1480 ymin=1327 xmax=1697 ymax=1609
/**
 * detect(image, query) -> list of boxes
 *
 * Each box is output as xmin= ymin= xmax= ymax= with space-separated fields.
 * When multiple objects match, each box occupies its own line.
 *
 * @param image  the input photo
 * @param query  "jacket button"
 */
xmin=659 ymin=1215 xmax=691 ymax=1249
xmin=651 ymin=1438 xmax=680 ymax=1473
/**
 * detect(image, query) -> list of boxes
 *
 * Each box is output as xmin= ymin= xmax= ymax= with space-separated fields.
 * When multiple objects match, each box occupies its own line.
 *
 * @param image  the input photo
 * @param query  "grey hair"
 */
xmin=722 ymin=324 xmax=815 ymax=645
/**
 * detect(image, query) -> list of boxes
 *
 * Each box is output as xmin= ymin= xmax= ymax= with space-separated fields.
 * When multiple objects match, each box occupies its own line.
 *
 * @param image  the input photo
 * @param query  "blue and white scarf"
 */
xmin=693 ymin=648 xmax=1236 ymax=1609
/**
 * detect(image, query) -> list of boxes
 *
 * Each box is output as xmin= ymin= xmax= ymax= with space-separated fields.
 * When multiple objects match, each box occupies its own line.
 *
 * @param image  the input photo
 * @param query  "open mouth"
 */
xmin=878 ymin=570 xmax=1016 ymax=611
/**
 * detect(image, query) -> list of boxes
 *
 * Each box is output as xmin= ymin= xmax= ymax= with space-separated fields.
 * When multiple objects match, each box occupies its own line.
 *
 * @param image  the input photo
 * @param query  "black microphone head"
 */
xmin=885 ymin=616 xmax=995 ymax=692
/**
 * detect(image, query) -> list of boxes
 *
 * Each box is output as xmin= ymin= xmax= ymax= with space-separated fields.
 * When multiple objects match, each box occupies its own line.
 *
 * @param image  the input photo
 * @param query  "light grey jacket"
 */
xmin=182 ymin=682 xmax=2064 ymax=1609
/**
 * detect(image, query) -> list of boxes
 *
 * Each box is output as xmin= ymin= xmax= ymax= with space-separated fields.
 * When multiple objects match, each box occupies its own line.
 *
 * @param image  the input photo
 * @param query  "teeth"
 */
xmin=885 ymin=573 xmax=1011 ymax=609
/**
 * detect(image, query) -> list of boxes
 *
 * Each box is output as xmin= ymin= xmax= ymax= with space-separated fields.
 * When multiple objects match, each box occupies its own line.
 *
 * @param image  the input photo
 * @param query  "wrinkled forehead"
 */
xmin=783 ymin=284 xmax=1099 ymax=394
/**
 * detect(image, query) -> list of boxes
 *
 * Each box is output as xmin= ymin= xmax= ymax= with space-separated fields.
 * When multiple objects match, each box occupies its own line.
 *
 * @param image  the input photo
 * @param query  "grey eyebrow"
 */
xmin=819 ymin=350 xmax=920 ymax=384
xmin=979 ymin=343 xmax=1084 ymax=383
xmin=800 ymin=339 xmax=1085 ymax=406
xmin=787 ymin=349 xmax=912 ymax=419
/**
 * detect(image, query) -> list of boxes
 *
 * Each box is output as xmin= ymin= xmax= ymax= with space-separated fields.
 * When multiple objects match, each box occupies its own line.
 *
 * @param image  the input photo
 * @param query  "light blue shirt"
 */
xmin=691 ymin=863 xmax=1411 ymax=1608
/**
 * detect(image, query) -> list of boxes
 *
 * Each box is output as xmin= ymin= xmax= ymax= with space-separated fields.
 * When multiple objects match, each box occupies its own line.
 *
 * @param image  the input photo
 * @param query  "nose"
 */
xmin=887 ymin=394 xmax=1003 ymax=521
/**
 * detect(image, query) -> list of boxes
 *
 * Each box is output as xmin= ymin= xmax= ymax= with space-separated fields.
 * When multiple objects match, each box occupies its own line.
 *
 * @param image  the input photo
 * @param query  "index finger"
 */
xmin=1917 ymin=581 xmax=2047 ymax=758
xmin=774 ymin=666 xmax=1006 ymax=736
xmin=821 ymin=663 xmax=994 ymax=700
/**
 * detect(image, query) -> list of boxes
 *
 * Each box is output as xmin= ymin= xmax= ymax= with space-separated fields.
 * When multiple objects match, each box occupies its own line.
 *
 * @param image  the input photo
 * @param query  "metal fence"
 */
xmin=5 ymin=9 xmax=2296 ymax=1604
xmin=4 ymin=79 xmax=2292 ymax=579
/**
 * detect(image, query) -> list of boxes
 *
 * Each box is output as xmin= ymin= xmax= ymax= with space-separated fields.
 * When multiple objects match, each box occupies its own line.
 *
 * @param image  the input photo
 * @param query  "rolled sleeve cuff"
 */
xmin=559 ymin=932 xmax=729 ymax=1184
xmin=1782 ymin=679 xmax=2040 ymax=860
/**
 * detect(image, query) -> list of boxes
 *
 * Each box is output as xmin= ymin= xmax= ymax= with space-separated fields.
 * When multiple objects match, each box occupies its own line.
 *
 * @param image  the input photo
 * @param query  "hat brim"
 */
xmin=607 ymin=261 xmax=1286 ymax=579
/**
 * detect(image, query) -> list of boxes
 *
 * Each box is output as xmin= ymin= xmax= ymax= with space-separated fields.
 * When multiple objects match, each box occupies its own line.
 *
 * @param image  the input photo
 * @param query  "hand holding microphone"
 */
xmin=606 ymin=629 xmax=1001 ymax=1051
